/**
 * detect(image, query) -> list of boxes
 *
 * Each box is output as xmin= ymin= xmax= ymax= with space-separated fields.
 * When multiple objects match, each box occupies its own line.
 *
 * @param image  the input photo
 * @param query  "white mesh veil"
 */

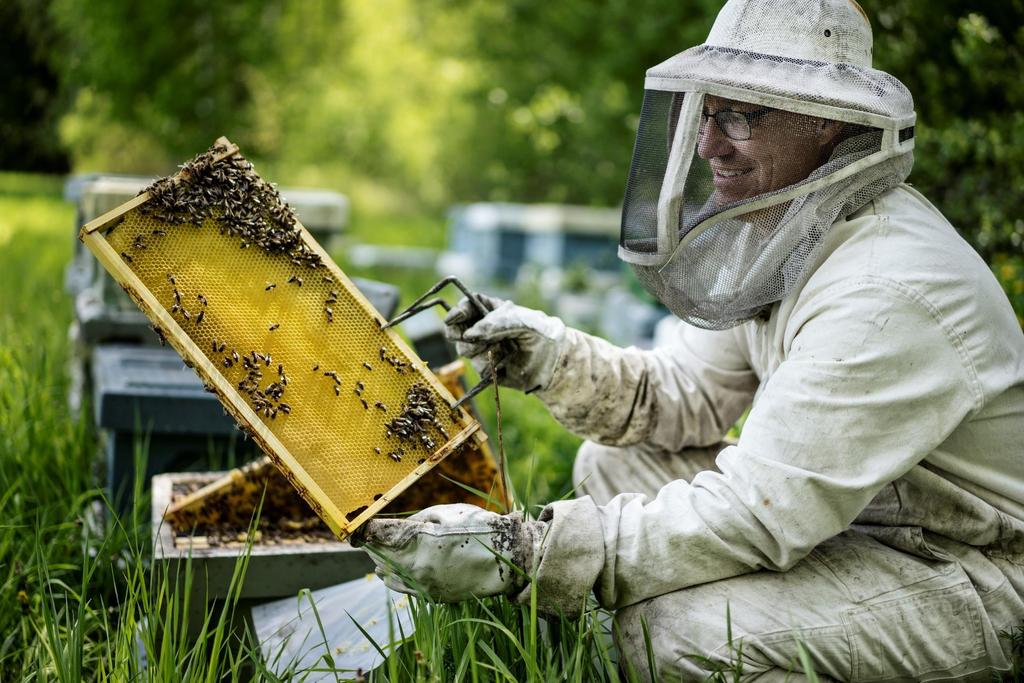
xmin=619 ymin=0 xmax=916 ymax=329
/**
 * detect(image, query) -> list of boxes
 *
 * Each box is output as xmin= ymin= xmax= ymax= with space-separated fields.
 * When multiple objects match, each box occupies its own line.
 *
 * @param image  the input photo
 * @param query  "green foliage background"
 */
xmin=0 ymin=2 xmax=1022 ymax=676
xmin=2 ymin=0 xmax=1022 ymax=314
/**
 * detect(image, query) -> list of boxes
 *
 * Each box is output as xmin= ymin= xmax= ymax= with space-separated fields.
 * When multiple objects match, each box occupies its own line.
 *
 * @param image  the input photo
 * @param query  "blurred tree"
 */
xmin=0 ymin=0 xmax=70 ymax=172
xmin=869 ymin=0 xmax=1024 ymax=322
xmin=420 ymin=0 xmax=722 ymax=206
xmin=48 ymin=0 xmax=290 ymax=165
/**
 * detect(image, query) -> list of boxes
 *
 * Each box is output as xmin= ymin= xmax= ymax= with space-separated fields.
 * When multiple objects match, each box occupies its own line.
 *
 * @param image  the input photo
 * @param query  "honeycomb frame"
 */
xmin=80 ymin=137 xmax=485 ymax=540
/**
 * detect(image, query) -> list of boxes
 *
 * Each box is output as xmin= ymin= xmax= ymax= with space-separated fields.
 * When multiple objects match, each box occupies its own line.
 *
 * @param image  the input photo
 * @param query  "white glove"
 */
xmin=444 ymin=294 xmax=567 ymax=393
xmin=350 ymin=504 xmax=535 ymax=602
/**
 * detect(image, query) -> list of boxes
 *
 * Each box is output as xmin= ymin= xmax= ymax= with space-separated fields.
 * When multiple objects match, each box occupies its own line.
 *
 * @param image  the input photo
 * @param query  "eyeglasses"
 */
xmin=700 ymin=107 xmax=771 ymax=141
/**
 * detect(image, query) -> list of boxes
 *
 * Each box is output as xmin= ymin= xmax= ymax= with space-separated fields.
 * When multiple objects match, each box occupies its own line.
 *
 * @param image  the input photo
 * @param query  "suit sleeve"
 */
xmin=536 ymin=321 xmax=759 ymax=450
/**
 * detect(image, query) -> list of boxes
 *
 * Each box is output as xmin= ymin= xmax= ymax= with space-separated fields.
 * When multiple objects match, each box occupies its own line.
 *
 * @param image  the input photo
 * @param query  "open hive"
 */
xmin=164 ymin=360 xmax=509 ymax=548
xmin=80 ymin=137 xmax=487 ymax=540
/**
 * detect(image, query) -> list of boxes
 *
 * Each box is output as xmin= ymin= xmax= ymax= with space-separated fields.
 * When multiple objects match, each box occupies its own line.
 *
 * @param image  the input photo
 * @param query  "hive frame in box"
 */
xmin=80 ymin=137 xmax=485 ymax=540
xmin=163 ymin=358 xmax=510 ymax=530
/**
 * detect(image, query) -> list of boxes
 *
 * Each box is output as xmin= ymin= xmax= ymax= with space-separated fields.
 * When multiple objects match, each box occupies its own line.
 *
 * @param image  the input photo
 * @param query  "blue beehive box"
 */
xmin=92 ymin=344 xmax=256 ymax=509
xmin=442 ymin=202 xmax=622 ymax=285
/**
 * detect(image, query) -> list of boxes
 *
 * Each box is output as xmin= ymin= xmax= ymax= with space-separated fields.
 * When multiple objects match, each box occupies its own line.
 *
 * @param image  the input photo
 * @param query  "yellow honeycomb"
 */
xmin=80 ymin=141 xmax=482 ymax=538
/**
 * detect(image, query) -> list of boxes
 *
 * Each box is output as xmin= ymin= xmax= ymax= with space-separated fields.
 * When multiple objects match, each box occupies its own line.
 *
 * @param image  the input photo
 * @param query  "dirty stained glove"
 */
xmin=350 ymin=504 xmax=537 ymax=602
xmin=444 ymin=294 xmax=567 ymax=393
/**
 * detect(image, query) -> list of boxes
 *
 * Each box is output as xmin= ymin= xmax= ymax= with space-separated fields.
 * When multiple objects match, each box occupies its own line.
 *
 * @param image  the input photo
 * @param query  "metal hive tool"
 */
xmin=80 ymin=137 xmax=485 ymax=540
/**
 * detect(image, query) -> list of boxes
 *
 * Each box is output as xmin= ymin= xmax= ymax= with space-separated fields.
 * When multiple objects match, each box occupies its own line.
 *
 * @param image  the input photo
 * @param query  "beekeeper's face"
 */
xmin=697 ymin=95 xmax=843 ymax=206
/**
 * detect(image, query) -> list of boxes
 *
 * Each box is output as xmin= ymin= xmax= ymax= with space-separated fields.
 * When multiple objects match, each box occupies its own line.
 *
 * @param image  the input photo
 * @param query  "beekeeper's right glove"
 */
xmin=350 ymin=504 xmax=542 ymax=603
xmin=444 ymin=294 xmax=567 ymax=393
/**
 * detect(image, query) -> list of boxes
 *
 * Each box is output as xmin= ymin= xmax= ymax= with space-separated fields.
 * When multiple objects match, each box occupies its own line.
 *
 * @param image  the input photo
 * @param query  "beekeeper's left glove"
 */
xmin=350 ymin=504 xmax=537 ymax=602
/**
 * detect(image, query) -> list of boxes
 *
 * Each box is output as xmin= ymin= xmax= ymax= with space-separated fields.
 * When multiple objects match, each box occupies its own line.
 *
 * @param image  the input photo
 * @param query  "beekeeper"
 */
xmin=354 ymin=0 xmax=1024 ymax=679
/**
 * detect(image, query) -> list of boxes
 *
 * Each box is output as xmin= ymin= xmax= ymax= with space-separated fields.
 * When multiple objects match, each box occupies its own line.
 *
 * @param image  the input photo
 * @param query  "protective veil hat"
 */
xmin=620 ymin=0 xmax=916 ymax=329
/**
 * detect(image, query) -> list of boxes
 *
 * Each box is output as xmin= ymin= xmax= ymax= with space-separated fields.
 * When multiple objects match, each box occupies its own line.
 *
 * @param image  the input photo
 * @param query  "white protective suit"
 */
xmin=520 ymin=183 xmax=1024 ymax=680
xmin=356 ymin=0 xmax=1024 ymax=678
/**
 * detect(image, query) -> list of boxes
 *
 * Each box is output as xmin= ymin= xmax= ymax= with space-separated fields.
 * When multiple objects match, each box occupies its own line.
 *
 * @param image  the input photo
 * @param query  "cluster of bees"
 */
xmin=138 ymin=143 xmax=322 ymax=272
xmin=382 ymin=383 xmax=451 ymax=462
xmin=211 ymin=339 xmax=292 ymax=420
xmin=311 ymin=352 xmax=452 ymax=464
xmin=168 ymin=473 xmax=334 ymax=547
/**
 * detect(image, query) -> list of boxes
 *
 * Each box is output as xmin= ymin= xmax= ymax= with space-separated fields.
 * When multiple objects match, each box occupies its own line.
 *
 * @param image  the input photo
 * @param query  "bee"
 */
xmin=265 ymin=283 xmax=276 ymax=291
xmin=173 ymin=289 xmax=181 ymax=305
xmin=388 ymin=452 xmax=402 ymax=463
xmin=277 ymin=363 xmax=284 ymax=375
xmin=334 ymin=385 xmax=341 ymax=397
xmin=363 ymin=362 xmax=372 ymax=371
xmin=375 ymin=401 xmax=387 ymax=412
xmin=218 ymin=341 xmax=227 ymax=353
xmin=268 ymin=323 xmax=280 ymax=331
xmin=325 ymin=307 xmax=333 ymax=323
xmin=195 ymin=309 xmax=205 ymax=325
xmin=211 ymin=339 xmax=218 ymax=353
xmin=295 ymin=277 xmax=303 ymax=287
xmin=152 ymin=229 xmax=167 ymax=236
xmin=279 ymin=403 xmax=291 ymax=414
xmin=232 ymin=350 xmax=240 ymax=362
xmin=171 ymin=304 xmax=180 ymax=314
xmin=322 ymin=275 xmax=334 ymax=283
xmin=120 ymin=251 xmax=133 ymax=263
xmin=132 ymin=234 xmax=146 ymax=250
xmin=360 ymin=399 xmax=369 ymax=410
xmin=181 ymin=309 xmax=191 ymax=321
xmin=379 ymin=347 xmax=387 ymax=360
xmin=312 ymin=364 xmax=319 ymax=372
xmin=197 ymin=293 xmax=207 ymax=306
xmin=240 ymin=241 xmax=250 ymax=249
xmin=167 ymin=274 xmax=176 ymax=285
xmin=223 ymin=358 xmax=233 ymax=368
xmin=152 ymin=325 xmax=167 ymax=347
xmin=374 ymin=447 xmax=382 ymax=454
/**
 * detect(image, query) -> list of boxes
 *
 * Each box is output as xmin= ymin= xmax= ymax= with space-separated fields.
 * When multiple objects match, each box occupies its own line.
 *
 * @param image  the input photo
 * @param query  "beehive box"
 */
xmin=152 ymin=471 xmax=374 ymax=643
xmin=81 ymin=137 xmax=486 ymax=540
